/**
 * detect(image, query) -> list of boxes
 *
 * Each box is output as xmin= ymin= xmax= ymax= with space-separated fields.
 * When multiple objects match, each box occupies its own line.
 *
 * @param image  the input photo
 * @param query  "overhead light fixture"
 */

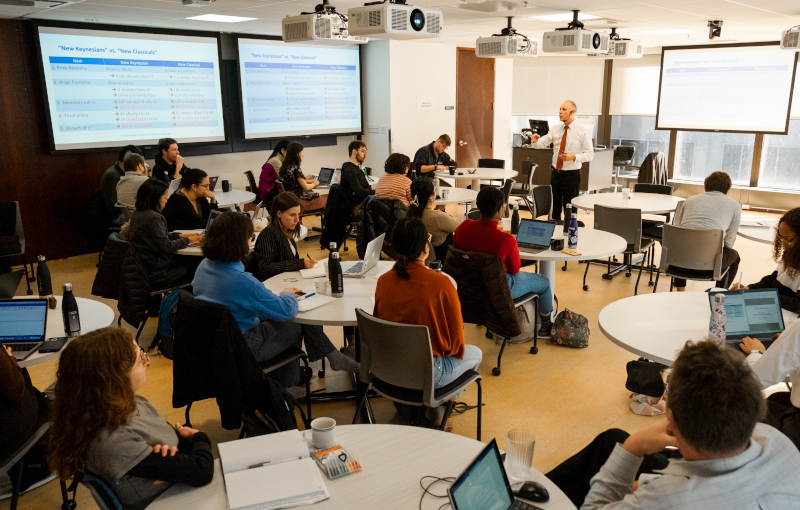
xmin=186 ymin=14 xmax=257 ymax=22
xmin=641 ymin=29 xmax=695 ymax=35
xmin=530 ymin=12 xmax=600 ymax=22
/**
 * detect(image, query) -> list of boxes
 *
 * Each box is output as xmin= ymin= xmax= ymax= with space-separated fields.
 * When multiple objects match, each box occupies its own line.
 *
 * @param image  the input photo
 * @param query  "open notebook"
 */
xmin=218 ymin=430 xmax=329 ymax=510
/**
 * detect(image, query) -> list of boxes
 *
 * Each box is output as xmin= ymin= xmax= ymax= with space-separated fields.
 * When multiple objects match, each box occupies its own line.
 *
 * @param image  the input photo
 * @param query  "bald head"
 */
xmin=559 ymin=100 xmax=577 ymax=124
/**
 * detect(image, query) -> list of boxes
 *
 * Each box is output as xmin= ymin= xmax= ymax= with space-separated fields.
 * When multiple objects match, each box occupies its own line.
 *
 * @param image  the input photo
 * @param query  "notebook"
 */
xmin=0 ymin=299 xmax=48 ymax=361
xmin=218 ymin=429 xmax=329 ymax=510
xmin=317 ymin=168 xmax=335 ymax=187
xmin=297 ymin=293 xmax=336 ymax=312
xmin=516 ymin=219 xmax=556 ymax=254
xmin=707 ymin=288 xmax=785 ymax=346
xmin=300 ymin=261 xmax=326 ymax=279
xmin=448 ymin=439 xmax=544 ymax=510
xmin=343 ymin=234 xmax=385 ymax=277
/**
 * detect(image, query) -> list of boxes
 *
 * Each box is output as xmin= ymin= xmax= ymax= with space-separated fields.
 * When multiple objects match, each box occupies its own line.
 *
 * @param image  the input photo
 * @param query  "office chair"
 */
xmin=612 ymin=146 xmax=635 ymax=192
xmin=594 ymin=205 xmax=655 ymax=295
xmin=0 ymin=202 xmax=34 ymax=295
xmin=656 ymin=225 xmax=729 ymax=292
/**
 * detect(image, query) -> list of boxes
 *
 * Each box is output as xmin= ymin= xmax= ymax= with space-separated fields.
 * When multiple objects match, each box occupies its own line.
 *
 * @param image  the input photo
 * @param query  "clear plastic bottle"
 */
xmin=62 ymin=283 xmax=81 ymax=337
xmin=568 ymin=212 xmax=579 ymax=249
xmin=709 ymin=293 xmax=727 ymax=346
xmin=510 ymin=205 xmax=520 ymax=235
xmin=329 ymin=248 xmax=344 ymax=297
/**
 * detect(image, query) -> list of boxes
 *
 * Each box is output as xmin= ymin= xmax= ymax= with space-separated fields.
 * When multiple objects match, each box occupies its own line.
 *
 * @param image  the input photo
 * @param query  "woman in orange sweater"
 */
xmin=373 ymin=218 xmax=482 ymax=431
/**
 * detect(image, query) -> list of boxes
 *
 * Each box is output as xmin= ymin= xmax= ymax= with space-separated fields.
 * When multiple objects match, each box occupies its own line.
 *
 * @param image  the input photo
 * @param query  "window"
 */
xmin=609 ymin=116 xmax=670 ymax=167
xmin=759 ymin=120 xmax=800 ymax=190
xmin=673 ymin=131 xmax=754 ymax=185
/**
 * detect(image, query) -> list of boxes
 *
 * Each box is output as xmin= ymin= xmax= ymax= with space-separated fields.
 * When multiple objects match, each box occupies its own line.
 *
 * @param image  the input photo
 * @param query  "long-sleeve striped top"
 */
xmin=249 ymin=225 xmax=306 ymax=281
xmin=374 ymin=173 xmax=413 ymax=206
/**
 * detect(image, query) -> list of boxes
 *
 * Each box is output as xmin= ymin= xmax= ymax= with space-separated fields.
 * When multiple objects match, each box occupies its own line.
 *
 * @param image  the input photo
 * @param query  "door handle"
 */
xmin=459 ymin=140 xmax=467 ymax=146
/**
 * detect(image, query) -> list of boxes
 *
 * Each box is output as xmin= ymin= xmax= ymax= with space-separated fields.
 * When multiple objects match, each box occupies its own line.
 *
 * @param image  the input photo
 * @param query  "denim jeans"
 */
xmin=507 ymin=271 xmax=553 ymax=315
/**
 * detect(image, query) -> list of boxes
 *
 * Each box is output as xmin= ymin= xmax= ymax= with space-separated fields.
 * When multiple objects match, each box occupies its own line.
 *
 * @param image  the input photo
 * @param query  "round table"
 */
xmin=174 ymin=227 xmax=308 ymax=256
xmin=262 ymin=261 xmax=394 ymax=327
xmin=738 ymin=220 xmax=777 ymax=245
xmin=18 ymin=296 xmax=115 ymax=368
xmin=519 ymin=228 xmax=627 ymax=307
xmin=148 ymin=424 xmax=576 ymax=510
xmin=571 ymin=192 xmax=684 ymax=214
xmin=214 ymin=190 xmax=256 ymax=208
xmin=435 ymin=168 xmax=518 ymax=193
xmin=435 ymin=187 xmax=478 ymax=206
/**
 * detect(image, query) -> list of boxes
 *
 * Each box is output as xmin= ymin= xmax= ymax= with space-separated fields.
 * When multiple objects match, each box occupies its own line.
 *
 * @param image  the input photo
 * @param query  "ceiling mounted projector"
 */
xmin=781 ymin=27 xmax=800 ymax=51
xmin=543 ymin=9 xmax=609 ymax=55
xmin=348 ymin=0 xmax=442 ymax=39
xmin=476 ymin=17 xmax=538 ymax=58
xmin=588 ymin=28 xmax=642 ymax=59
xmin=182 ymin=0 xmax=215 ymax=6
xmin=283 ymin=1 xmax=367 ymax=44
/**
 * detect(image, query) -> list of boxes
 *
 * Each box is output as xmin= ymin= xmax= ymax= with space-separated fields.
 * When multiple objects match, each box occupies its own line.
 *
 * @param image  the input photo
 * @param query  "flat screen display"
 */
xmin=237 ymin=38 xmax=362 ymax=139
xmin=37 ymin=25 xmax=226 ymax=151
xmin=656 ymin=44 xmax=798 ymax=133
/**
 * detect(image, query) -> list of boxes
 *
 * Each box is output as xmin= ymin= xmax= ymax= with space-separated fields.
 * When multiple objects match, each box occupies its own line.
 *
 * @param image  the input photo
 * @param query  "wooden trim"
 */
xmin=667 ymin=129 xmax=677 ymax=179
xmin=751 ymin=134 xmax=764 ymax=188
xmin=597 ymin=60 xmax=613 ymax=147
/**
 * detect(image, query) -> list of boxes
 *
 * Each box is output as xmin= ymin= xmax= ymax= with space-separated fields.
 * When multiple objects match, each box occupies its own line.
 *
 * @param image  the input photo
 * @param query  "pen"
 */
xmin=738 ymin=272 xmax=743 ymax=289
xmin=249 ymin=457 xmax=303 ymax=468
xmin=297 ymin=293 xmax=315 ymax=301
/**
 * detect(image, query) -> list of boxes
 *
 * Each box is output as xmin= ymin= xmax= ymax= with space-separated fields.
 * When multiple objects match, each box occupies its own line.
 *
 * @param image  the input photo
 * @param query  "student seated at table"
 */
xmin=731 ymin=207 xmax=800 ymax=313
xmin=102 ymin=144 xmax=144 ymax=226
xmin=279 ymin=142 xmax=328 ymax=213
xmin=49 ymin=328 xmax=214 ymax=510
xmin=453 ymin=186 xmax=553 ymax=337
xmin=373 ymin=218 xmax=482 ymax=432
xmin=407 ymin=178 xmax=460 ymax=262
xmin=374 ymin=153 xmax=413 ymax=206
xmin=546 ymin=340 xmax=800 ymax=509
xmin=250 ymin=192 xmax=317 ymax=281
xmin=116 ymin=152 xmax=150 ymax=210
xmin=162 ymin=168 xmax=219 ymax=231
xmin=126 ymin=179 xmax=202 ymax=288
xmin=258 ymin=138 xmax=289 ymax=203
xmin=192 ymin=211 xmax=358 ymax=386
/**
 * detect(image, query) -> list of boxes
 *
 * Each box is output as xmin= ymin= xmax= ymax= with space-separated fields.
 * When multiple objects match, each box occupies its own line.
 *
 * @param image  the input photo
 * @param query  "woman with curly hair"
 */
xmin=49 ymin=328 xmax=213 ymax=510
xmin=731 ymin=208 xmax=800 ymax=313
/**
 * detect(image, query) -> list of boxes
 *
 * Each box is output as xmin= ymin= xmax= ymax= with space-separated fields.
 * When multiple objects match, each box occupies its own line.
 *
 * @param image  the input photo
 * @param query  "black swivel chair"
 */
xmin=612 ymin=146 xmax=635 ymax=191
xmin=0 ymin=202 xmax=35 ymax=295
xmin=244 ymin=170 xmax=261 ymax=205
xmin=477 ymin=158 xmax=506 ymax=187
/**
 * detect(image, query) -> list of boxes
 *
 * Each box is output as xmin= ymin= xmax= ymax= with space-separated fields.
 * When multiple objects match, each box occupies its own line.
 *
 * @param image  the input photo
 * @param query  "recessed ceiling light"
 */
xmin=186 ymin=14 xmax=257 ymax=23
xmin=530 ymin=13 xmax=601 ymax=22
xmin=641 ymin=29 xmax=696 ymax=35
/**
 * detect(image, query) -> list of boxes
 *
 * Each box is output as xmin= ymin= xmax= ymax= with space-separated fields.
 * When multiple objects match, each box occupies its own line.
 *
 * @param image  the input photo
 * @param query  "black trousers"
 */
xmin=673 ymin=247 xmax=740 ymax=288
xmin=551 ymin=167 xmax=581 ymax=222
xmin=433 ymin=233 xmax=454 ymax=262
xmin=545 ymin=428 xmax=670 ymax=508
xmin=764 ymin=391 xmax=800 ymax=451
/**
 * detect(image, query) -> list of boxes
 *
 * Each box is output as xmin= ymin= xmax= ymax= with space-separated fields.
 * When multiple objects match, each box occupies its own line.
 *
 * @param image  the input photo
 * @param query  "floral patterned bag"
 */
xmin=550 ymin=308 xmax=590 ymax=348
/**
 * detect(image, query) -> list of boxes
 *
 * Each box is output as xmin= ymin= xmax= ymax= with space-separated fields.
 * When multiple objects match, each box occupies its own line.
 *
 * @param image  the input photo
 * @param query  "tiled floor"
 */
xmin=2 ymin=204 xmax=782 ymax=510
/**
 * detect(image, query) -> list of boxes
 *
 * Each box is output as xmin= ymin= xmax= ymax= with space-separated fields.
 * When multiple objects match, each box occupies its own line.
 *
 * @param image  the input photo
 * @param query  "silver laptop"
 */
xmin=318 ymin=168 xmax=335 ymax=187
xmin=516 ymin=219 xmax=556 ymax=254
xmin=707 ymin=288 xmax=785 ymax=347
xmin=0 ymin=299 xmax=48 ymax=361
xmin=189 ymin=209 xmax=223 ymax=246
xmin=342 ymin=234 xmax=385 ymax=277
xmin=448 ymin=439 xmax=544 ymax=510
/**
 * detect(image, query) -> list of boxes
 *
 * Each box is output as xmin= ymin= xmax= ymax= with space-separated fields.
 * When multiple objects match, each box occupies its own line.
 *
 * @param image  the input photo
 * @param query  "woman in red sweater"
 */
xmin=374 ymin=218 xmax=482 ymax=431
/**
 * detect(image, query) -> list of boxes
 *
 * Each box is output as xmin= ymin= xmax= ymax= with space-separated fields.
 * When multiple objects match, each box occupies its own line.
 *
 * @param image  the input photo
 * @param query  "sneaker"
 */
xmin=538 ymin=320 xmax=553 ymax=339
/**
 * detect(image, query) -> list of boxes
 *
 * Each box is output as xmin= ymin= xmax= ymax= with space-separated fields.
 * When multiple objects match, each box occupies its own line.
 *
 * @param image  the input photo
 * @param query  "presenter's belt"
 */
xmin=551 ymin=166 xmax=579 ymax=172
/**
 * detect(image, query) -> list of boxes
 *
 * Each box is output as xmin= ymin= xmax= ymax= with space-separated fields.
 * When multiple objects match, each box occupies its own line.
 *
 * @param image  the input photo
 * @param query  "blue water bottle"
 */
xmin=568 ymin=212 xmax=579 ymax=248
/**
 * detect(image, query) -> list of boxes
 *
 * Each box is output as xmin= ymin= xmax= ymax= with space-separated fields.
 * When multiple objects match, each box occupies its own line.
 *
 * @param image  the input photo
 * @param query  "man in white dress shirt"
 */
xmin=531 ymin=100 xmax=594 ymax=221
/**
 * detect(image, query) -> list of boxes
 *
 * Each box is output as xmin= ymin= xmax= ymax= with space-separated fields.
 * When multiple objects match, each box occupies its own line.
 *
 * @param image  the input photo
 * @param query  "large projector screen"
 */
xmin=37 ymin=25 xmax=226 ymax=151
xmin=238 ymin=38 xmax=362 ymax=139
xmin=656 ymin=43 xmax=798 ymax=134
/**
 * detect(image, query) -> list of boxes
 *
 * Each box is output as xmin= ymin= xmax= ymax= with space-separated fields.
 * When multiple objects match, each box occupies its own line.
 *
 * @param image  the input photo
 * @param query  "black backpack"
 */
xmin=241 ymin=378 xmax=310 ymax=437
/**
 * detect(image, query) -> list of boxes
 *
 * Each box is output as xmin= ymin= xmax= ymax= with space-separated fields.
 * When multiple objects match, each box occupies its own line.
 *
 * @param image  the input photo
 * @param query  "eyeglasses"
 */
xmin=197 ymin=184 xmax=210 ymax=189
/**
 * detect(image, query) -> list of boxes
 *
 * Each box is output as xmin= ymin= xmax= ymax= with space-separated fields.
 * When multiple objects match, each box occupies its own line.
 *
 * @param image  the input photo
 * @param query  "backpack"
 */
xmin=156 ymin=289 xmax=191 ymax=359
xmin=550 ymin=308 xmax=590 ymax=348
xmin=241 ymin=378 xmax=310 ymax=437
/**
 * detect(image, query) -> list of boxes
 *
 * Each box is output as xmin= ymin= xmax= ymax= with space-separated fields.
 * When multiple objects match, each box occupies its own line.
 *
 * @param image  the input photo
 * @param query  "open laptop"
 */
xmin=516 ymin=219 xmax=556 ymax=254
xmin=317 ymin=168 xmax=335 ymax=187
xmin=707 ymin=288 xmax=785 ymax=348
xmin=208 ymin=176 xmax=219 ymax=192
xmin=342 ymin=234 xmax=385 ymax=277
xmin=0 ymin=299 xmax=48 ymax=361
xmin=448 ymin=439 xmax=544 ymax=510
xmin=188 ymin=209 xmax=223 ymax=246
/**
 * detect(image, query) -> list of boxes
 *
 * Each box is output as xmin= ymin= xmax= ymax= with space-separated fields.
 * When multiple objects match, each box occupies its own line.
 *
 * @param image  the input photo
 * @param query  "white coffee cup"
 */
xmin=622 ymin=188 xmax=631 ymax=198
xmin=310 ymin=417 xmax=336 ymax=449
xmin=501 ymin=217 xmax=512 ymax=231
xmin=315 ymin=278 xmax=328 ymax=295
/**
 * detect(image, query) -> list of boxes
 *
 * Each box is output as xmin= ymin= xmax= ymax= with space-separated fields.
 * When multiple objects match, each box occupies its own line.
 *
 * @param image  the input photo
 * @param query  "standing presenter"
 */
xmin=531 ymin=101 xmax=594 ymax=222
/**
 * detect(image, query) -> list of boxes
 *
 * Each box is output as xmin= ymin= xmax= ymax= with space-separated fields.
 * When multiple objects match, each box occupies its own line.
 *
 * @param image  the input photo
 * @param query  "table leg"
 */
xmin=538 ymin=260 xmax=556 ymax=313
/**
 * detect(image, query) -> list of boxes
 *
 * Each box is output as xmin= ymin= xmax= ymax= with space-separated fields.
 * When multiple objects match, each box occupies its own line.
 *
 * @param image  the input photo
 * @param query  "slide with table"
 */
xmin=238 ymin=38 xmax=362 ymax=139
xmin=37 ymin=26 xmax=226 ymax=151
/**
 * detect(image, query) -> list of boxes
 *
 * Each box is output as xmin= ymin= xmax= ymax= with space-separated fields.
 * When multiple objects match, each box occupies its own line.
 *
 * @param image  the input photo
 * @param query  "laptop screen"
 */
xmin=516 ymin=219 xmax=556 ymax=247
xmin=449 ymin=440 xmax=513 ymax=510
xmin=707 ymin=288 xmax=785 ymax=337
xmin=206 ymin=209 xmax=222 ymax=231
xmin=318 ymin=168 xmax=334 ymax=185
xmin=0 ymin=299 xmax=48 ymax=341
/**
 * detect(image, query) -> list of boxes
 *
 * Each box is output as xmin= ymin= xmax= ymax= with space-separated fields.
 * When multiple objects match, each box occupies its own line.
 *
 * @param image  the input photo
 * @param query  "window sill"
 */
xmin=667 ymin=179 xmax=800 ymax=195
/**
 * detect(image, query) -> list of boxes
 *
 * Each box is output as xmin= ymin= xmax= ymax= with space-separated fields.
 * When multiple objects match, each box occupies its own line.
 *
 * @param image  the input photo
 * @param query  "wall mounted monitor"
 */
xmin=237 ymin=38 xmax=363 ymax=139
xmin=36 ymin=25 xmax=226 ymax=151
xmin=656 ymin=42 xmax=798 ymax=134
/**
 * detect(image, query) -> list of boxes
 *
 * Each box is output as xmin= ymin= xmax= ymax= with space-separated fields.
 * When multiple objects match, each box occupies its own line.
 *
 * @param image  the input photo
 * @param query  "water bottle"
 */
xmin=61 ymin=283 xmax=81 ymax=337
xmin=563 ymin=204 xmax=572 ymax=235
xmin=568 ymin=212 xmax=579 ymax=249
xmin=510 ymin=205 xmax=520 ymax=235
xmin=332 ymin=168 xmax=341 ymax=184
xmin=36 ymin=255 xmax=57 ymax=308
xmin=429 ymin=261 xmax=442 ymax=272
xmin=329 ymin=251 xmax=344 ymax=297
xmin=709 ymin=293 xmax=727 ymax=346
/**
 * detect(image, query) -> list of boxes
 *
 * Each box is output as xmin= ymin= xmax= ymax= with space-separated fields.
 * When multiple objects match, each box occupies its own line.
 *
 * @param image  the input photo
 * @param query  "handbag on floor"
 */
xmin=626 ymin=358 xmax=667 ymax=398
xmin=507 ymin=298 xmax=537 ymax=344
xmin=550 ymin=309 xmax=589 ymax=348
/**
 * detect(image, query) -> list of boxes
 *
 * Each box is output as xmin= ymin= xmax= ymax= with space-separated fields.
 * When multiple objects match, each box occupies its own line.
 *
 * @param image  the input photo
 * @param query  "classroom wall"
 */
xmin=494 ymin=59 xmax=514 ymax=164
xmin=360 ymin=39 xmax=392 ymax=177
xmin=511 ymin=56 xmax=605 ymax=116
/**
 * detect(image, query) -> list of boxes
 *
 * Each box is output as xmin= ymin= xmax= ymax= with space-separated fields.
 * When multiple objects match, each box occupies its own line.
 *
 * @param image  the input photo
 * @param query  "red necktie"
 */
xmin=556 ymin=125 xmax=568 ymax=171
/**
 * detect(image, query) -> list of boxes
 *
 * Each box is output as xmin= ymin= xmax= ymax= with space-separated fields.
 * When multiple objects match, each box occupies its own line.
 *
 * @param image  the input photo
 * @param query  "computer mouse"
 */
xmin=515 ymin=481 xmax=549 ymax=503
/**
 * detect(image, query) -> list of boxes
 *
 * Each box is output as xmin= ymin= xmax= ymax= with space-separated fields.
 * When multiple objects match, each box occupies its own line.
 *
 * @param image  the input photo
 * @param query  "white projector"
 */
xmin=588 ymin=39 xmax=643 ymax=59
xmin=182 ymin=0 xmax=215 ymax=6
xmin=476 ymin=34 xmax=538 ymax=58
xmin=282 ymin=13 xmax=368 ymax=44
xmin=348 ymin=3 xmax=442 ymax=39
xmin=543 ymin=29 xmax=609 ymax=54
xmin=781 ymin=28 xmax=800 ymax=51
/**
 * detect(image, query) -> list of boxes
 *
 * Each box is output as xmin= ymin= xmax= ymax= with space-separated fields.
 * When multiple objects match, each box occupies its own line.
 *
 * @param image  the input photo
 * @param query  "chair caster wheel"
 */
xmin=318 ymin=370 xmax=325 ymax=378
xmin=492 ymin=367 xmax=501 ymax=376
xmin=485 ymin=331 xmax=493 ymax=339
xmin=343 ymin=246 xmax=349 ymax=251
xmin=561 ymin=266 xmax=568 ymax=271
xmin=625 ymin=272 xmax=631 ymax=277
xmin=530 ymin=346 xmax=538 ymax=354
xmin=602 ymin=274 xmax=612 ymax=280
xmin=648 ymin=281 xmax=654 ymax=287
xmin=583 ymin=285 xmax=589 ymax=291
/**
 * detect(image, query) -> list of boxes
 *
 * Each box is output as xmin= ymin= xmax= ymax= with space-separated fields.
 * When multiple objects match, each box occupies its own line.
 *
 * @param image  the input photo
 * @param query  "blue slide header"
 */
xmin=244 ymin=62 xmax=356 ymax=71
xmin=49 ymin=57 xmax=213 ymax=68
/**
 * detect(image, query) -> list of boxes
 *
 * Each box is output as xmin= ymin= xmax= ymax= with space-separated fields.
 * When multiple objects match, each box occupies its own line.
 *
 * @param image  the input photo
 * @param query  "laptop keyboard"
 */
xmin=10 ymin=342 xmax=38 ymax=352
xmin=517 ymin=242 xmax=549 ymax=254
xmin=510 ymin=500 xmax=545 ymax=510
xmin=344 ymin=262 xmax=363 ymax=275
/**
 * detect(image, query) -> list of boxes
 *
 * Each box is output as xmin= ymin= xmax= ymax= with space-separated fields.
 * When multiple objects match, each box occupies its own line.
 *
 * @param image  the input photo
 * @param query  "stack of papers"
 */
xmin=299 ymin=261 xmax=326 ymax=279
xmin=297 ymin=294 xmax=336 ymax=312
xmin=740 ymin=219 xmax=777 ymax=228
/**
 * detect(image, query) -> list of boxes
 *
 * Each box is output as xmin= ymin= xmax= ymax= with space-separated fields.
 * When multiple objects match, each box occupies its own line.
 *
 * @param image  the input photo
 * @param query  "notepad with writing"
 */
xmin=218 ymin=430 xmax=329 ymax=510
xmin=299 ymin=261 xmax=326 ymax=279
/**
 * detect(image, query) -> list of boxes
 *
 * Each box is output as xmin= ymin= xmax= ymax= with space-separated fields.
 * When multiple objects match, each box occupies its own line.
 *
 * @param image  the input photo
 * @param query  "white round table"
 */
xmin=174 ymin=227 xmax=308 ymax=256
xmin=571 ymin=192 xmax=684 ymax=214
xmin=435 ymin=187 xmax=478 ymax=206
xmin=214 ymin=190 xmax=256 ymax=208
xmin=18 ymin=296 xmax=115 ymax=368
xmin=262 ymin=261 xmax=394 ymax=327
xmin=148 ymin=424 xmax=576 ymax=510
xmin=435 ymin=168 xmax=518 ymax=193
xmin=738 ymin=220 xmax=777 ymax=245
xmin=519 ymin=228 xmax=627 ymax=308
